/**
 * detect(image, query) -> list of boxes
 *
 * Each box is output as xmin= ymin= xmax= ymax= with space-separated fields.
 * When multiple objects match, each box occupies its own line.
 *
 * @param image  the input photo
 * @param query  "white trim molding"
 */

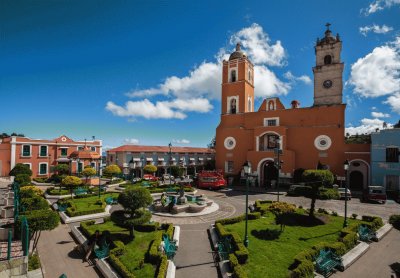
xmin=39 ymin=145 xmax=48 ymax=157
xmin=263 ymin=117 xmax=280 ymax=127
xmin=38 ymin=162 xmax=48 ymax=175
xmin=227 ymin=95 xmax=239 ymax=114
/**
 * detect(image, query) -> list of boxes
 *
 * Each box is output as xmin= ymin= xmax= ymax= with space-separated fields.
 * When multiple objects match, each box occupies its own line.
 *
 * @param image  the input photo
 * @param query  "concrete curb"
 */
xmin=166 ymin=260 xmax=176 ymax=278
xmin=173 ymin=226 xmax=180 ymax=249
xmin=27 ymin=268 xmax=43 ymax=278
xmin=208 ymin=225 xmax=232 ymax=278
xmin=58 ymin=205 xmax=112 ymax=224
xmin=376 ymin=223 xmax=393 ymax=241
xmin=340 ymin=241 xmax=370 ymax=270
xmin=45 ymin=193 xmax=71 ymax=199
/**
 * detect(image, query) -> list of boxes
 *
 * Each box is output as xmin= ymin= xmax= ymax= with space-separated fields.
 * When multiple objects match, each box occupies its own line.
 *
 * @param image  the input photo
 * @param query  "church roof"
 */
xmin=316 ymin=23 xmax=340 ymax=46
xmin=229 ymin=43 xmax=246 ymax=60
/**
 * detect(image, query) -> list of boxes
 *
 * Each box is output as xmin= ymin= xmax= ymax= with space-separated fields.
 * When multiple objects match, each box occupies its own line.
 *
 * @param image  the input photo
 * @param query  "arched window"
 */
xmin=248 ymin=97 xmax=252 ymax=112
xmin=230 ymin=98 xmax=237 ymax=114
xmin=324 ymin=55 xmax=332 ymax=65
xmin=231 ymin=70 xmax=236 ymax=82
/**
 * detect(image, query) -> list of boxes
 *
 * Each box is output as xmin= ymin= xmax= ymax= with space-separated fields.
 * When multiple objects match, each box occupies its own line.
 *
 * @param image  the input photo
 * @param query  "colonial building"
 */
xmin=215 ymin=25 xmax=371 ymax=190
xmin=371 ymin=128 xmax=400 ymax=198
xmin=0 ymin=135 xmax=102 ymax=178
xmin=106 ymin=145 xmax=215 ymax=178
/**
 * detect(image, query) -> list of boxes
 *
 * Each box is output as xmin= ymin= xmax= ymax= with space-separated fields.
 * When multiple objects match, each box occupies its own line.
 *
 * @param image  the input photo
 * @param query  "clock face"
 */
xmin=323 ymin=80 xmax=333 ymax=88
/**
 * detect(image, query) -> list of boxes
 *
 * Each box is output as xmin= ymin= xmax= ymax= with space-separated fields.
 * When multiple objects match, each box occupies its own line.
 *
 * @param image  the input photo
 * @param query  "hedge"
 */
xmin=290 ymin=259 xmax=314 ymax=278
xmin=215 ymin=223 xmax=248 ymax=264
xmin=80 ymin=220 xmax=95 ymax=237
xmin=110 ymin=240 xmax=126 ymax=256
xmin=135 ymin=222 xmax=160 ymax=232
xmin=216 ymin=215 xmax=245 ymax=225
xmin=66 ymin=206 xmax=105 ymax=217
xmin=362 ymin=215 xmax=383 ymax=231
xmin=254 ymin=200 xmax=273 ymax=215
xmin=389 ymin=215 xmax=400 ymax=229
xmin=233 ymin=264 xmax=248 ymax=278
xmin=156 ymin=255 xmax=168 ymax=278
xmin=147 ymin=231 xmax=163 ymax=264
xmin=109 ymin=253 xmax=135 ymax=278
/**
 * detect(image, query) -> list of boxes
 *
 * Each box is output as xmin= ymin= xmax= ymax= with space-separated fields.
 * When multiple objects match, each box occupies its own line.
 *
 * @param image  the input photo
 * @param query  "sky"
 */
xmin=1 ymin=0 xmax=400 ymax=150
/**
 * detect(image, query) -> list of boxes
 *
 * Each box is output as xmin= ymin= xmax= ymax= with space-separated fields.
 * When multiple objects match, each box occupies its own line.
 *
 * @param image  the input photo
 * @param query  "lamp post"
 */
xmin=141 ymin=155 xmax=145 ymax=179
xmin=129 ymin=158 xmax=135 ymax=181
xmin=243 ymin=161 xmax=252 ymax=248
xmin=343 ymin=159 xmax=349 ymax=228
xmin=168 ymin=143 xmax=172 ymax=187
xmin=275 ymin=137 xmax=282 ymax=202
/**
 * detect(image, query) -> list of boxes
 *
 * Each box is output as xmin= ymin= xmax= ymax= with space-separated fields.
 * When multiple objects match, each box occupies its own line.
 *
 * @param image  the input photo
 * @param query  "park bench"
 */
xmin=358 ymin=224 xmax=377 ymax=242
xmin=142 ymin=181 xmax=151 ymax=187
xmin=74 ymin=187 xmax=87 ymax=196
xmin=217 ymin=236 xmax=232 ymax=261
xmin=162 ymin=234 xmax=177 ymax=260
xmin=58 ymin=203 xmax=68 ymax=212
xmin=105 ymin=196 xmax=118 ymax=205
xmin=94 ymin=239 xmax=110 ymax=259
xmin=166 ymin=187 xmax=177 ymax=193
xmin=315 ymin=248 xmax=342 ymax=277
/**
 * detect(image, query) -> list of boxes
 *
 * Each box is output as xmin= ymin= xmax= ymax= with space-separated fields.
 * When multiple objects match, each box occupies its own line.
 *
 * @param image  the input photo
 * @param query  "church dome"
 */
xmin=229 ymin=43 xmax=246 ymax=60
xmin=317 ymin=23 xmax=340 ymax=46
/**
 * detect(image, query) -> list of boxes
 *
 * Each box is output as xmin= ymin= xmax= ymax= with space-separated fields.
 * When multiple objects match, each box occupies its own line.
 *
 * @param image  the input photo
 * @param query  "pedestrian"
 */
xmin=83 ymin=230 xmax=101 ymax=262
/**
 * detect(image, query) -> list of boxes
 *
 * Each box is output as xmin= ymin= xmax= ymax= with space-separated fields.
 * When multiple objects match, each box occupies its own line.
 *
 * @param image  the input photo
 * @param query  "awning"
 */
xmin=146 ymin=158 xmax=153 ymax=161
xmin=180 ymin=157 xmax=185 ymax=161
xmin=198 ymin=158 xmax=204 ymax=161
xmin=207 ymin=157 xmax=212 ymax=160
xmin=189 ymin=158 xmax=195 ymax=161
xmin=170 ymin=157 xmax=176 ymax=161
xmin=158 ymin=157 xmax=164 ymax=161
xmin=133 ymin=158 xmax=141 ymax=161
xmin=56 ymin=158 xmax=70 ymax=162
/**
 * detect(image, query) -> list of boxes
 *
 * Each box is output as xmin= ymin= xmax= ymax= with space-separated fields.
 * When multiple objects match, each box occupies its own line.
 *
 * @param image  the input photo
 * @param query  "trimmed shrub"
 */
xmin=216 ymin=215 xmax=245 ymax=225
xmin=28 ymin=253 xmax=41 ymax=271
xmin=362 ymin=215 xmax=383 ymax=231
xmin=109 ymin=253 xmax=135 ymax=278
xmin=110 ymin=240 xmax=126 ymax=256
xmin=318 ymin=188 xmax=340 ymax=200
xmin=156 ymin=255 xmax=168 ymax=278
xmin=215 ymin=223 xmax=229 ymax=238
xmin=147 ymin=231 xmax=163 ymax=264
xmin=290 ymin=259 xmax=314 ymax=278
xmin=351 ymin=213 xmax=358 ymax=219
xmin=287 ymin=185 xmax=312 ymax=197
xmin=331 ymin=211 xmax=338 ymax=216
xmin=233 ymin=264 xmax=248 ymax=278
xmin=302 ymin=170 xmax=334 ymax=187
xmin=389 ymin=215 xmax=400 ymax=229
xmin=229 ymin=253 xmax=239 ymax=268
xmin=248 ymin=212 xmax=261 ymax=220
xmin=268 ymin=202 xmax=296 ymax=215
xmin=135 ymin=222 xmax=160 ymax=232
xmin=234 ymin=242 xmax=249 ymax=264
xmin=317 ymin=208 xmax=329 ymax=214
xmin=21 ymin=195 xmax=49 ymax=211
xmin=66 ymin=206 xmax=105 ymax=217
xmin=15 ymin=174 xmax=32 ymax=186
xmin=80 ymin=220 xmax=95 ymax=237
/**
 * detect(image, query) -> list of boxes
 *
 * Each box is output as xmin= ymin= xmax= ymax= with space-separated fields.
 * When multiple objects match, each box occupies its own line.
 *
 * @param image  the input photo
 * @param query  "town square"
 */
xmin=0 ymin=1 xmax=399 ymax=277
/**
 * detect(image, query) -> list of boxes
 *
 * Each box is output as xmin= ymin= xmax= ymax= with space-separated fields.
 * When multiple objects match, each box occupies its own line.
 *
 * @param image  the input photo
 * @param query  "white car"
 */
xmin=338 ymin=188 xmax=351 ymax=200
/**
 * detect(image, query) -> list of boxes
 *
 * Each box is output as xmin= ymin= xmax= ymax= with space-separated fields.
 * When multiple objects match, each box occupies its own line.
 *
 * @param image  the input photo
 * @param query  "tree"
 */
xmin=302 ymin=170 xmax=334 ymax=217
xmin=21 ymin=195 xmax=49 ymax=211
xmin=82 ymin=166 xmax=96 ymax=184
xmin=103 ymin=164 xmax=122 ymax=179
xmin=143 ymin=164 xmax=157 ymax=174
xmin=394 ymin=120 xmax=400 ymax=128
xmin=9 ymin=163 xmax=32 ymax=177
xmin=18 ymin=209 xmax=59 ymax=252
xmin=62 ymin=176 xmax=83 ymax=198
xmin=207 ymin=136 xmax=216 ymax=149
xmin=268 ymin=202 xmax=296 ymax=231
xmin=118 ymin=186 xmax=153 ymax=238
xmin=20 ymin=186 xmax=43 ymax=198
xmin=170 ymin=165 xmax=184 ymax=177
xmin=53 ymin=164 xmax=70 ymax=175
xmin=15 ymin=174 xmax=31 ymax=186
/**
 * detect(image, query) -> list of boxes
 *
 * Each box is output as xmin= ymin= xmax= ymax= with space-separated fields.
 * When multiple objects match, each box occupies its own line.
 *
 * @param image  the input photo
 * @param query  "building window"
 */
xmin=225 ymin=161 xmax=234 ymax=173
xmin=267 ymin=119 xmax=277 ymax=126
xmin=39 ymin=146 xmax=48 ymax=157
xmin=78 ymin=162 xmax=83 ymax=173
xmin=324 ymin=55 xmax=332 ymax=65
xmin=22 ymin=145 xmax=31 ymax=157
xmin=78 ymin=146 xmax=84 ymax=151
xmin=61 ymin=148 xmax=68 ymax=156
xmin=386 ymin=148 xmax=399 ymax=163
xmin=264 ymin=117 xmax=279 ymax=127
xmin=230 ymin=98 xmax=237 ymax=114
xmin=91 ymin=162 xmax=96 ymax=169
xmin=248 ymin=97 xmax=252 ymax=112
xmin=39 ymin=163 xmax=47 ymax=175
xmin=91 ymin=146 xmax=96 ymax=151
xmin=230 ymin=70 xmax=236 ymax=82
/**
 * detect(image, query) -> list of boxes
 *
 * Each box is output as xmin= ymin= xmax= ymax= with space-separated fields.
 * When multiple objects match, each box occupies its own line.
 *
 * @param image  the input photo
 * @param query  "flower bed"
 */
xmin=58 ymin=193 xmax=118 ymax=217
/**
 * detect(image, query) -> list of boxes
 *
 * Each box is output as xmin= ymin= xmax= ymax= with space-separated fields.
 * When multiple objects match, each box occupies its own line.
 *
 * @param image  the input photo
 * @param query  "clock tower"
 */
xmin=313 ymin=24 xmax=344 ymax=106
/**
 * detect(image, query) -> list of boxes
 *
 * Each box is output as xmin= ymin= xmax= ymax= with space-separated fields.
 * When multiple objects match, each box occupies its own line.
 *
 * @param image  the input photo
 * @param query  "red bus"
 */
xmin=197 ymin=170 xmax=227 ymax=190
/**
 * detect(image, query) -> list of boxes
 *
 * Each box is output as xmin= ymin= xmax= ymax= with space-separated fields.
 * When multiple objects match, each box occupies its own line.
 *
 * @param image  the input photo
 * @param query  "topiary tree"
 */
xmin=62 ymin=176 xmax=83 ymax=198
xmin=82 ymin=166 xmax=96 ymax=184
xmin=103 ymin=164 xmax=122 ymax=180
xmin=15 ymin=174 xmax=31 ymax=186
xmin=293 ymin=168 xmax=305 ymax=183
xmin=302 ymin=170 xmax=334 ymax=217
xmin=20 ymin=186 xmax=43 ymax=198
xmin=268 ymin=202 xmax=296 ymax=231
xmin=118 ymin=186 xmax=153 ymax=238
xmin=53 ymin=164 xmax=70 ymax=175
xmin=170 ymin=166 xmax=184 ymax=178
xmin=143 ymin=164 xmax=157 ymax=175
xmin=9 ymin=163 xmax=32 ymax=177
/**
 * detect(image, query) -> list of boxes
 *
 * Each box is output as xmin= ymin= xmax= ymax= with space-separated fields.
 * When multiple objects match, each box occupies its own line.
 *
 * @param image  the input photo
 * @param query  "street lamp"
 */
xmin=275 ymin=137 xmax=282 ymax=202
xmin=168 ymin=143 xmax=172 ymax=186
xmin=343 ymin=159 xmax=350 ymax=228
xmin=129 ymin=158 xmax=135 ymax=180
xmin=141 ymin=155 xmax=145 ymax=178
xmin=243 ymin=161 xmax=252 ymax=248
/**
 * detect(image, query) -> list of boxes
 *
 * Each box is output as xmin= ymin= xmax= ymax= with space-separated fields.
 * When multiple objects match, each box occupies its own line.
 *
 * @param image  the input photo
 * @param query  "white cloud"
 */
xmin=362 ymin=0 xmax=400 ymax=15
xmin=348 ymin=37 xmax=400 ymax=113
xmin=123 ymin=138 xmax=139 ymax=145
xmin=230 ymin=23 xmax=286 ymax=66
xmin=345 ymin=118 xmax=392 ymax=135
xmin=371 ymin=111 xmax=390 ymax=118
xmin=172 ymin=139 xmax=190 ymax=144
xmin=255 ymin=66 xmax=291 ymax=97
xmin=359 ymin=24 xmax=393 ymax=36
xmin=284 ymin=71 xmax=312 ymax=85
xmin=105 ymin=98 xmax=212 ymax=120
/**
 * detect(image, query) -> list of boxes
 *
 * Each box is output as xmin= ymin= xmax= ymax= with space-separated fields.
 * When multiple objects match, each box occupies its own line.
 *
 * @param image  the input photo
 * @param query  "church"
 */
xmin=215 ymin=25 xmax=371 ymax=190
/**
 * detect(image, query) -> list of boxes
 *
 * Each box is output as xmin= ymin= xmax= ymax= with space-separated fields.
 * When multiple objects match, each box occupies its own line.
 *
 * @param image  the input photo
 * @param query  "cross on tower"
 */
xmin=325 ymin=23 xmax=331 ymax=30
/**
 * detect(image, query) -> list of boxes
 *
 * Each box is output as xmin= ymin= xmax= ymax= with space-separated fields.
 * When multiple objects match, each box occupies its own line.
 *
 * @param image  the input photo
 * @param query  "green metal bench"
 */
xmin=358 ymin=224 xmax=377 ymax=242
xmin=166 ymin=187 xmax=177 ymax=193
xmin=217 ymin=236 xmax=232 ymax=261
xmin=162 ymin=234 xmax=177 ymax=260
xmin=73 ymin=187 xmax=87 ymax=196
xmin=315 ymin=248 xmax=342 ymax=277
xmin=94 ymin=239 xmax=110 ymax=259
xmin=105 ymin=196 xmax=118 ymax=205
xmin=58 ymin=203 xmax=68 ymax=212
xmin=142 ymin=181 xmax=151 ymax=187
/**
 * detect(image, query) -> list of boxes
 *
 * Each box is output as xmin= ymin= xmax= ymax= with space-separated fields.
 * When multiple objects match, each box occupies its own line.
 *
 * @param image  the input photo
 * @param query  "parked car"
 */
xmin=132 ymin=177 xmax=141 ymax=183
xmin=362 ymin=186 xmax=387 ymax=204
xmin=337 ymin=187 xmax=351 ymax=200
xmin=162 ymin=174 xmax=174 ymax=181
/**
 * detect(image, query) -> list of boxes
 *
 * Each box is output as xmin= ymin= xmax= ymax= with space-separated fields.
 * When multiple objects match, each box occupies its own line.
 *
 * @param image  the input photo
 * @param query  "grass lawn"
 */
xmin=84 ymin=221 xmax=158 ymax=277
xmin=68 ymin=193 xmax=119 ymax=214
xmin=224 ymin=212 xmax=362 ymax=278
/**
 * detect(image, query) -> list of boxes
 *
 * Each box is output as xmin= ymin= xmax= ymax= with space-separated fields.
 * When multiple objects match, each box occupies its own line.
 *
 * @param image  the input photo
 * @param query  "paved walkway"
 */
xmin=37 ymin=224 xmax=101 ymax=278
xmin=334 ymin=228 xmax=400 ymax=278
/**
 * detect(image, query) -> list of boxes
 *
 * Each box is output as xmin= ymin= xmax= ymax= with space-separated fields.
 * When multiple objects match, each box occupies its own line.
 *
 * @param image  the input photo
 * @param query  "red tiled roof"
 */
xmin=107 ymin=145 xmax=215 ymax=154
xmin=69 ymin=147 xmax=101 ymax=159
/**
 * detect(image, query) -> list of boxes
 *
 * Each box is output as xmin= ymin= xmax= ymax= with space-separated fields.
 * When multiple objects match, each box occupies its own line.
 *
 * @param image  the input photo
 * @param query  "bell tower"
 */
xmin=313 ymin=24 xmax=344 ymax=106
xmin=221 ymin=43 xmax=254 ymax=115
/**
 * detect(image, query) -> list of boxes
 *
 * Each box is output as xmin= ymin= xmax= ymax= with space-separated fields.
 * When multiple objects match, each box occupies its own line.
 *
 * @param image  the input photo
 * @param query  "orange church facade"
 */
xmin=216 ymin=26 xmax=371 ymax=189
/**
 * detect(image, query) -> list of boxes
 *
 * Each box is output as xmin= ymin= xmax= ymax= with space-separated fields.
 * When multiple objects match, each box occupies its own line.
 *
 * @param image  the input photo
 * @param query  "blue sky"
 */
xmin=1 ymin=0 xmax=399 ymax=149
